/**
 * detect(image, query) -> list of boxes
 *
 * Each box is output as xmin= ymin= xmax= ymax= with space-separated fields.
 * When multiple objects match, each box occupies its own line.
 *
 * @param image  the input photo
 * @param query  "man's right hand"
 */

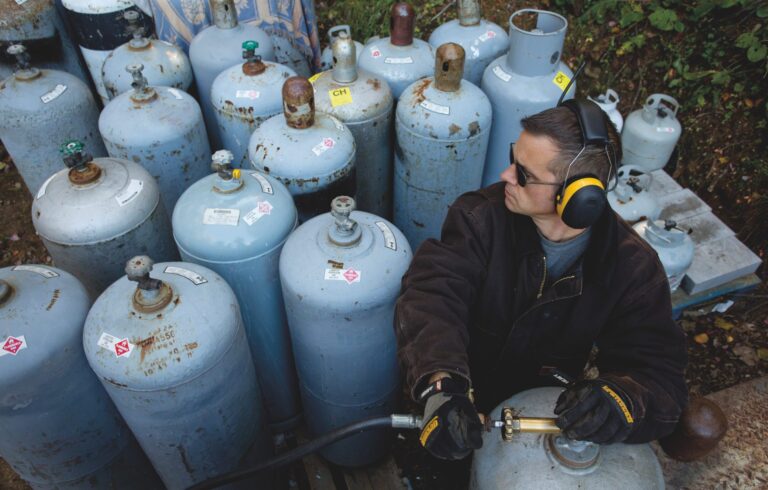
xmin=418 ymin=376 xmax=483 ymax=460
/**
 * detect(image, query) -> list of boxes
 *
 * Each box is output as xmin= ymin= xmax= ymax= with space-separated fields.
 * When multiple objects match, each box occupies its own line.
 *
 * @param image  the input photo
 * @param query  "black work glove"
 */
xmin=418 ymin=376 xmax=483 ymax=460
xmin=554 ymin=379 xmax=636 ymax=444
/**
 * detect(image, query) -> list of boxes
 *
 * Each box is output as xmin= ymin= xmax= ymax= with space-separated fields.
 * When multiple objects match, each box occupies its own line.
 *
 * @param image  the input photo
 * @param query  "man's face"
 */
xmin=500 ymin=131 xmax=562 ymax=218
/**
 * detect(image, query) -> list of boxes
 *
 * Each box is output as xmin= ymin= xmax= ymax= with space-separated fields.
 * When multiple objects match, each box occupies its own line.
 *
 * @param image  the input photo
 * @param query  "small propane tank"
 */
xmin=172 ymin=150 xmax=302 ymax=431
xmin=62 ymin=0 xmax=154 ymax=104
xmin=632 ymin=219 xmax=694 ymax=292
xmin=480 ymin=9 xmax=575 ymax=186
xmin=622 ymin=94 xmax=682 ymax=171
xmin=31 ymin=141 xmax=179 ymax=299
xmin=83 ymin=256 xmax=273 ymax=489
xmin=211 ymin=40 xmax=296 ymax=168
xmin=249 ymin=76 xmax=356 ymax=222
xmin=0 ymin=0 xmax=91 ymax=84
xmin=428 ymin=0 xmax=508 ymax=86
xmin=101 ymin=10 xmax=193 ymax=100
xmin=99 ymin=63 xmax=211 ymax=212
xmin=319 ymin=25 xmax=364 ymax=71
xmin=357 ymin=2 xmax=435 ymax=100
xmin=0 ymin=265 xmax=162 ymax=489
xmin=607 ymin=165 xmax=661 ymax=224
xmin=470 ymin=387 xmax=665 ymax=490
xmin=279 ymin=196 xmax=412 ymax=466
xmin=588 ymin=88 xmax=624 ymax=132
xmin=0 ymin=44 xmax=107 ymax=195
xmin=189 ymin=0 xmax=275 ymax=149
xmin=312 ymin=32 xmax=395 ymax=218
xmin=394 ymin=43 xmax=492 ymax=249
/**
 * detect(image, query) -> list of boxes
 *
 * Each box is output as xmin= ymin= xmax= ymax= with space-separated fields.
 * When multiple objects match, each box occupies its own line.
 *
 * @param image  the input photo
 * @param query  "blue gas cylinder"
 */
xmin=395 ymin=43 xmax=492 ymax=249
xmin=99 ymin=63 xmax=211 ymax=213
xmin=249 ymin=76 xmax=356 ymax=223
xmin=172 ymin=150 xmax=301 ymax=431
xmin=82 ymin=256 xmax=273 ymax=489
xmin=357 ymin=2 xmax=435 ymax=100
xmin=428 ymin=0 xmax=508 ymax=86
xmin=279 ymin=196 xmax=412 ymax=466
xmin=480 ymin=9 xmax=575 ymax=186
xmin=0 ymin=265 xmax=161 ymax=490
xmin=210 ymin=41 xmax=296 ymax=168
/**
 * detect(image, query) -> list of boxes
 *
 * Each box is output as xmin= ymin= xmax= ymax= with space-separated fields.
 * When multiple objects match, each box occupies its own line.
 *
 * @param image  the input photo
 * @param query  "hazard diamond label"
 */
xmin=0 ymin=335 xmax=27 ymax=357
xmin=324 ymin=268 xmax=362 ymax=284
xmin=342 ymin=268 xmax=361 ymax=284
xmin=97 ymin=332 xmax=134 ymax=358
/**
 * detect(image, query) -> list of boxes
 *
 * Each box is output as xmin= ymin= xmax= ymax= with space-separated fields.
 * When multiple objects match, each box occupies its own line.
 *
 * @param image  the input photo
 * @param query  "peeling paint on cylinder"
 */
xmin=249 ymin=77 xmax=356 ymax=222
xmin=101 ymin=13 xmax=193 ymax=100
xmin=173 ymin=159 xmax=302 ymax=431
xmin=313 ymin=33 xmax=395 ymax=218
xmin=211 ymin=48 xmax=296 ymax=168
xmin=82 ymin=260 xmax=273 ymax=489
xmin=0 ymin=49 xmax=106 ymax=195
xmin=31 ymin=155 xmax=179 ymax=299
xmin=279 ymin=198 xmax=412 ymax=466
xmin=394 ymin=43 xmax=492 ymax=249
xmin=189 ymin=0 xmax=275 ymax=149
xmin=357 ymin=2 xmax=435 ymax=99
xmin=99 ymin=69 xmax=211 ymax=212
xmin=0 ymin=265 xmax=163 ymax=489
xmin=480 ymin=9 xmax=574 ymax=186
xmin=428 ymin=0 xmax=509 ymax=86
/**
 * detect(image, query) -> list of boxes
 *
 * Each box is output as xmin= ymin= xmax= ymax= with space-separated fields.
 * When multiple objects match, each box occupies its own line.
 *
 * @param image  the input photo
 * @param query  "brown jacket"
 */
xmin=395 ymin=183 xmax=688 ymax=443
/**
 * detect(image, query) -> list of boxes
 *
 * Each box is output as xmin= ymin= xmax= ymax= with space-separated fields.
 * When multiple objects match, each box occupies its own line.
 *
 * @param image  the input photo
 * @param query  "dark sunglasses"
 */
xmin=509 ymin=143 xmax=562 ymax=187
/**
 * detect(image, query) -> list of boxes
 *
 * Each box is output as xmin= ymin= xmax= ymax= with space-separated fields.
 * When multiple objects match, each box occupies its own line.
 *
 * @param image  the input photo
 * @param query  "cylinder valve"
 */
xmin=329 ymin=196 xmax=361 ymax=246
xmin=126 ymin=63 xmax=156 ymax=102
xmin=126 ymin=256 xmax=173 ymax=312
xmin=282 ymin=77 xmax=315 ymax=129
xmin=242 ymin=40 xmax=265 ymax=76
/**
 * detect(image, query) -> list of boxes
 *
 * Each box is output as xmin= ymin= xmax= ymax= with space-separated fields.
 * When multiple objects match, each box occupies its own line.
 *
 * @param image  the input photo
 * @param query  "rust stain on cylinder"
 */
xmin=282 ymin=76 xmax=315 ymax=129
xmin=434 ymin=43 xmax=465 ymax=92
xmin=243 ymin=59 xmax=266 ymax=76
xmin=659 ymin=397 xmax=728 ymax=462
xmin=68 ymin=163 xmax=102 ymax=185
xmin=390 ymin=2 xmax=415 ymax=46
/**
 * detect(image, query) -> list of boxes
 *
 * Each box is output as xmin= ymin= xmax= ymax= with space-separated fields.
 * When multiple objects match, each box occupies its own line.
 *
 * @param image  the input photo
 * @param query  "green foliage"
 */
xmin=648 ymin=7 xmax=684 ymax=32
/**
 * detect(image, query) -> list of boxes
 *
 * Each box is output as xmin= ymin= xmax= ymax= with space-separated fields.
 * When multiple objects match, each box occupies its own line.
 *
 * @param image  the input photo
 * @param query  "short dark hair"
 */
xmin=520 ymin=105 xmax=621 ymax=186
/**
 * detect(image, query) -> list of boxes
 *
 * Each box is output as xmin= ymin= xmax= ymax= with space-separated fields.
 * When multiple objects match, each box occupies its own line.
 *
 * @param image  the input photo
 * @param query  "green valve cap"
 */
xmin=60 ymin=140 xmax=84 ymax=156
xmin=242 ymin=40 xmax=259 ymax=51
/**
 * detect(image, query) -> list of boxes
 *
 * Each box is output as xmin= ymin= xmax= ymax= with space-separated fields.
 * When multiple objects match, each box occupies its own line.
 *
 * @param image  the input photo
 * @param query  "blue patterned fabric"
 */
xmin=148 ymin=0 xmax=320 ymax=70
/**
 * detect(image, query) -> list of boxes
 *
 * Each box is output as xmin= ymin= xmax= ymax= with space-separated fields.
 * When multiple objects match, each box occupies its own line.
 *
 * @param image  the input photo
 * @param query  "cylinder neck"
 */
xmin=646 ymin=220 xmax=686 ymax=246
xmin=546 ymin=435 xmax=600 ymax=473
xmin=332 ymin=32 xmax=358 ymax=83
xmin=242 ymin=41 xmax=266 ymax=75
xmin=7 ymin=44 xmax=41 ymax=80
xmin=328 ymin=196 xmax=362 ymax=246
xmin=282 ymin=77 xmax=315 ymax=129
xmin=211 ymin=0 xmax=239 ymax=29
xmin=211 ymin=150 xmax=244 ymax=193
xmin=390 ymin=2 xmax=415 ymax=46
xmin=62 ymin=141 xmax=101 ymax=185
xmin=126 ymin=256 xmax=173 ymax=313
xmin=0 ymin=280 xmax=12 ymax=306
xmin=458 ymin=0 xmax=481 ymax=26
xmin=126 ymin=63 xmax=157 ymax=102
xmin=505 ymin=9 xmax=568 ymax=76
xmin=434 ymin=43 xmax=464 ymax=92
xmin=125 ymin=10 xmax=150 ymax=49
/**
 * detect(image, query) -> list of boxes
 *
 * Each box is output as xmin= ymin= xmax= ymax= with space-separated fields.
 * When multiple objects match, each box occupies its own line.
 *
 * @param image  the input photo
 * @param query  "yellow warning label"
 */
xmin=420 ymin=416 xmax=440 ymax=446
xmin=553 ymin=71 xmax=571 ymax=91
xmin=329 ymin=87 xmax=353 ymax=107
xmin=308 ymin=72 xmax=324 ymax=84
xmin=602 ymin=385 xmax=634 ymax=424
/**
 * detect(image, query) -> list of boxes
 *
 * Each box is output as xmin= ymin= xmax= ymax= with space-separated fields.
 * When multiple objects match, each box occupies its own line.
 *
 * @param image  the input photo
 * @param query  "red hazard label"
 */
xmin=114 ymin=339 xmax=131 ymax=357
xmin=1 ymin=336 xmax=26 ymax=356
xmin=371 ymin=48 xmax=382 ymax=58
xmin=343 ymin=268 xmax=360 ymax=284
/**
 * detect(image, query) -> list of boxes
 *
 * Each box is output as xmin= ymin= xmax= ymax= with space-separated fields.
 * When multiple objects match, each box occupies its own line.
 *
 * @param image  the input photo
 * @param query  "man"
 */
xmin=395 ymin=102 xmax=688 ymax=461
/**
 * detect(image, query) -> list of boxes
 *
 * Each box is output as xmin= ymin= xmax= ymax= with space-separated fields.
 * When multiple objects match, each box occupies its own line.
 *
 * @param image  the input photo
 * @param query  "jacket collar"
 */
xmin=509 ymin=207 xmax=618 ymax=287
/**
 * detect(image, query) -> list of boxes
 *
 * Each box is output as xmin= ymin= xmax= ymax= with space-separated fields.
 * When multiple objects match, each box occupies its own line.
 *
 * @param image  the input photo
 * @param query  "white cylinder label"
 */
xmin=115 ymin=179 xmax=144 ymax=207
xmin=250 ymin=173 xmax=274 ymax=194
xmin=384 ymin=57 xmax=413 ymax=64
xmin=203 ymin=208 xmax=240 ymax=226
xmin=493 ymin=66 xmax=511 ymax=82
xmin=420 ymin=100 xmax=450 ymax=115
xmin=12 ymin=265 xmax=59 ymax=278
xmin=164 ymin=266 xmax=208 ymax=285
xmin=40 ymin=84 xmax=67 ymax=103
xmin=375 ymin=221 xmax=397 ymax=250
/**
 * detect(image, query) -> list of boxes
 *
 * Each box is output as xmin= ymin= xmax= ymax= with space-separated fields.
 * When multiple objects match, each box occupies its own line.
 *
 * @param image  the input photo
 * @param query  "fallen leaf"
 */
xmin=714 ymin=318 xmax=735 ymax=331
xmin=9 ymin=234 xmax=19 ymax=242
xmin=694 ymin=333 xmax=709 ymax=344
xmin=726 ymin=335 xmax=734 ymax=343
xmin=757 ymin=348 xmax=768 ymax=360
xmin=732 ymin=345 xmax=757 ymax=367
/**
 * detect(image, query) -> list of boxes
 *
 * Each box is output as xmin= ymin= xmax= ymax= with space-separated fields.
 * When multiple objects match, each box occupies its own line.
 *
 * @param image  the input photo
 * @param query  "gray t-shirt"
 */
xmin=538 ymin=228 xmax=592 ymax=282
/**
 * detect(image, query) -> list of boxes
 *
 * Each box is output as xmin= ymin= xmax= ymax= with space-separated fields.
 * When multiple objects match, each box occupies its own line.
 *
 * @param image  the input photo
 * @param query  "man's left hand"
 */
xmin=554 ymin=379 xmax=636 ymax=444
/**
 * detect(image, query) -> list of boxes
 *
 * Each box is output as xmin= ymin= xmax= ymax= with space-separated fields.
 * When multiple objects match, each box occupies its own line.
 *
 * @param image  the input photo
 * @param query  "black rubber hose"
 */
xmin=187 ymin=416 xmax=394 ymax=490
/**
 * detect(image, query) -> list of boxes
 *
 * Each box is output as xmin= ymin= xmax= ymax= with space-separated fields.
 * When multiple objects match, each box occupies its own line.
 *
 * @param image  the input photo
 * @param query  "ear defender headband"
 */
xmin=554 ymin=99 xmax=611 ymax=229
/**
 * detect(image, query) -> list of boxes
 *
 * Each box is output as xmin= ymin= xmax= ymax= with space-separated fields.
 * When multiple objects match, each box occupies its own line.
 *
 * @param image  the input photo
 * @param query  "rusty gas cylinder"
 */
xmin=249 ymin=77 xmax=356 ymax=222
